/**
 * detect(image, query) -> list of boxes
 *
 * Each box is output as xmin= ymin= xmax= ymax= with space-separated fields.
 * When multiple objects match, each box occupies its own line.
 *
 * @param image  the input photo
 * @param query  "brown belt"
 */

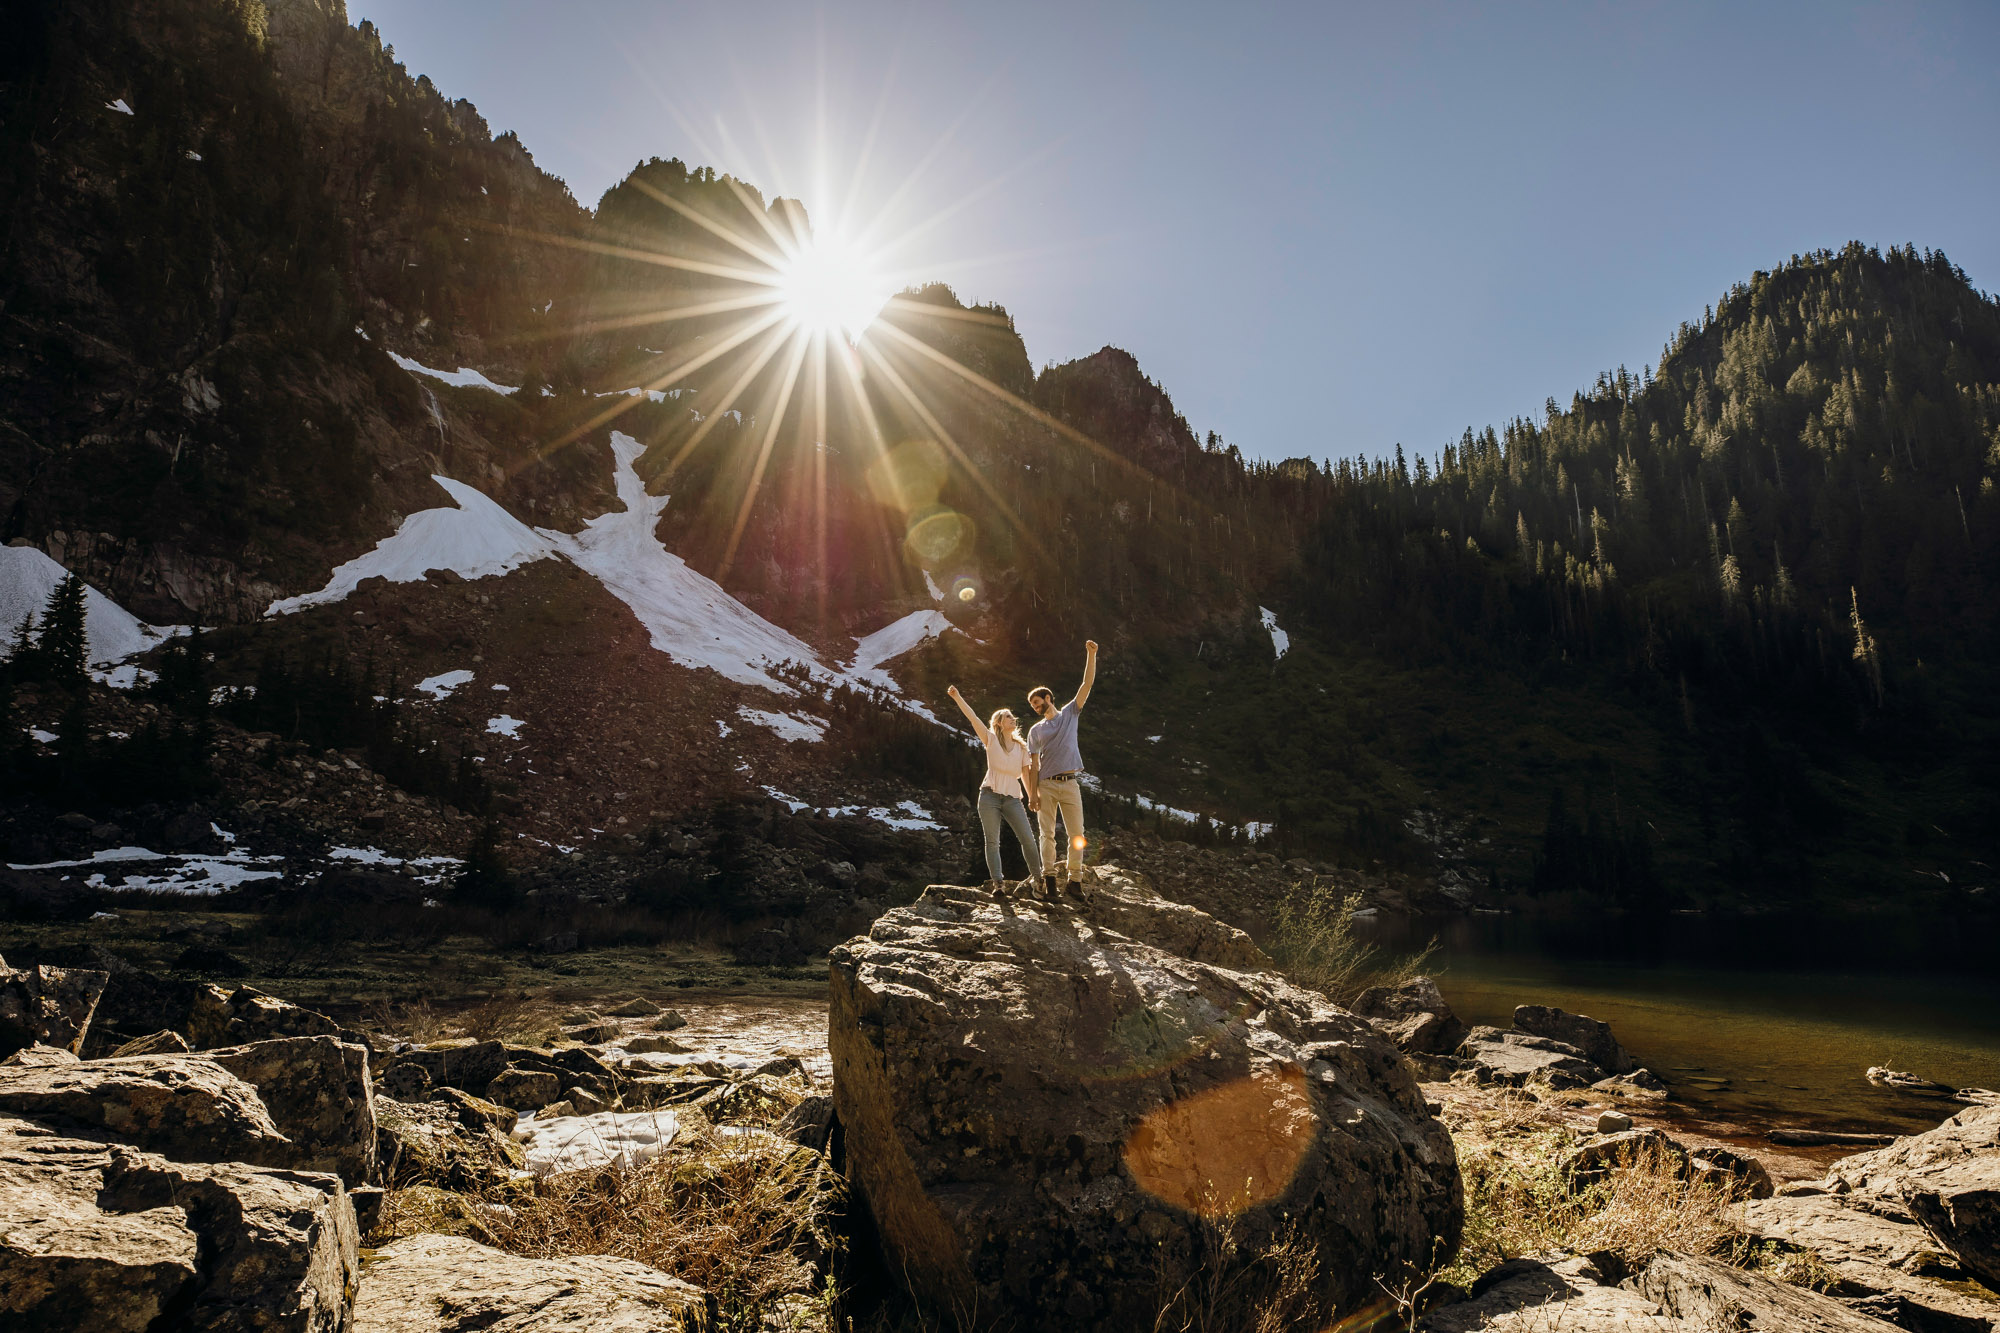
xmin=1043 ymin=771 xmax=1081 ymax=781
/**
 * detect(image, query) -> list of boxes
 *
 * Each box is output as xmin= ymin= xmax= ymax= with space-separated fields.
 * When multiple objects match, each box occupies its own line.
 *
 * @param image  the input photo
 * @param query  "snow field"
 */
xmin=513 ymin=1108 xmax=697 ymax=1177
xmin=0 ymin=546 xmax=186 ymax=667
xmin=735 ymin=708 xmax=825 ymax=743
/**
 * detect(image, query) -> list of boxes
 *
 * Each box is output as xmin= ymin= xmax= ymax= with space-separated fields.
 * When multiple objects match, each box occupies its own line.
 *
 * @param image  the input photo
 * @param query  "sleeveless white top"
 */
xmin=981 ymin=731 xmax=1028 ymax=798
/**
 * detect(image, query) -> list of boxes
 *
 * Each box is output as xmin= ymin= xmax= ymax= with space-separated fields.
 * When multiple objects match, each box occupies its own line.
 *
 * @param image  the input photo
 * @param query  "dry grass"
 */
xmin=1439 ymin=1096 xmax=1738 ymax=1288
xmin=365 ymin=993 xmax=566 ymax=1048
xmin=484 ymin=1133 xmax=842 ymax=1332
xmin=1266 ymin=882 xmax=1435 ymax=1006
xmin=1151 ymin=1213 xmax=1325 ymax=1333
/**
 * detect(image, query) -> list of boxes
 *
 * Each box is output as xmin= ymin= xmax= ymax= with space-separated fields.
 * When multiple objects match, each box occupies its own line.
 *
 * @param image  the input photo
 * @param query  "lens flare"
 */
xmin=957 ymin=584 xmax=977 ymax=603
xmin=774 ymin=230 xmax=892 ymax=344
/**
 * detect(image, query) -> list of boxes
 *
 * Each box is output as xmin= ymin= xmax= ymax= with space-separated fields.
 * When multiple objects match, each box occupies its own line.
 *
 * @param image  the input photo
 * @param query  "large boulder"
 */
xmin=80 ymin=968 xmax=205 ymax=1058
xmin=374 ymin=1096 xmax=525 ymax=1192
xmin=186 ymin=985 xmax=359 ymax=1050
xmin=0 ymin=959 xmax=110 ymax=1059
xmin=1455 ymin=1027 xmax=1602 ymax=1088
xmin=0 ymin=1115 xmax=358 ymax=1333
xmin=1738 ymin=1191 xmax=2000 ymax=1330
xmin=97 ymin=1148 xmax=359 ymax=1333
xmin=1635 ymin=1250 xmax=1903 ymax=1331
xmin=0 ymin=1117 xmax=198 ymax=1331
xmin=1511 ymin=1005 xmax=1636 ymax=1074
xmin=1352 ymin=976 xmax=1469 ymax=1056
xmin=353 ymin=1233 xmax=710 ymax=1331
xmin=830 ymin=881 xmax=1462 ymax=1331
xmin=0 ymin=1051 xmax=292 ymax=1167
xmin=205 ymin=1037 xmax=377 ymax=1186
xmin=1902 ymin=1158 xmax=2000 ymax=1293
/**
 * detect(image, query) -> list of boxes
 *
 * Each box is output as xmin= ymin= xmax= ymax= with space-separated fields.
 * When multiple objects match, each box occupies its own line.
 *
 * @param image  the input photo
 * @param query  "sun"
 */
xmin=773 ymin=230 xmax=893 ymax=344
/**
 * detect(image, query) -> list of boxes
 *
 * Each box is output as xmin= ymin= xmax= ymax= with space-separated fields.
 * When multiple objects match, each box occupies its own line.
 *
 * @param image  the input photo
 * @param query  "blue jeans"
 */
xmin=977 ymin=788 xmax=1042 ymax=882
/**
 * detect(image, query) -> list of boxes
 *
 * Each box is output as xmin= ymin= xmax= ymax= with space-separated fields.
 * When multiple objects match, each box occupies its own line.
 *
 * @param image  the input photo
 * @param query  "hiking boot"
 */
xmin=1041 ymin=874 xmax=1059 ymax=901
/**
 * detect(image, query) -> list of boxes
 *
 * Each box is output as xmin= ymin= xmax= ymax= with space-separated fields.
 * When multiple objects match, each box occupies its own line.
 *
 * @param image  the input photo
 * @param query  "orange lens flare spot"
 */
xmin=1072 ymin=835 xmax=1088 ymax=850
xmin=1122 ymin=1066 xmax=1316 ymax=1218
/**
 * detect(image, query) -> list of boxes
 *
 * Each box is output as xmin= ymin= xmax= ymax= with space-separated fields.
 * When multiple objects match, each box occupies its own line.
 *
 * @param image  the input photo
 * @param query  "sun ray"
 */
xmin=500 ymin=290 xmax=786 ymax=345
xmin=656 ymin=318 xmax=796 ymax=478
xmin=494 ymin=222 xmax=784 ymax=287
xmin=856 ymin=337 xmax=1048 ymax=569
xmin=870 ymin=316 xmax=1166 ymax=487
xmin=623 ymin=175 xmax=792 ymax=270
xmin=718 ymin=327 xmax=813 ymax=580
xmin=528 ymin=306 xmax=791 ymax=466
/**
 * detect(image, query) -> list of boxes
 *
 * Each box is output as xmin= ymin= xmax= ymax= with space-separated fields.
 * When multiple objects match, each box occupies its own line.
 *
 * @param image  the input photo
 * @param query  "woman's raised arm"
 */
xmin=946 ymin=685 xmax=989 ymax=742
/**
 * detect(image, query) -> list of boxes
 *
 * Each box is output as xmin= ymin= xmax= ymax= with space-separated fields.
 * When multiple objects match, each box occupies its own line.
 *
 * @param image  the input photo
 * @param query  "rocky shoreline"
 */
xmin=3 ymin=866 xmax=1994 ymax=1330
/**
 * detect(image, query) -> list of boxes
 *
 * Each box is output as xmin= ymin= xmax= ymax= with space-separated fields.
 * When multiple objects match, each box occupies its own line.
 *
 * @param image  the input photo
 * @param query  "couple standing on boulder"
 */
xmin=946 ymin=640 xmax=1097 ymax=904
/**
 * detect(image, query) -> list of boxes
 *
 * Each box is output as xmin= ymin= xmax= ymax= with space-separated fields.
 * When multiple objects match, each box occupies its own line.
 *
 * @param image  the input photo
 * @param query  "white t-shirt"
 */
xmin=981 ymin=731 xmax=1029 ymax=798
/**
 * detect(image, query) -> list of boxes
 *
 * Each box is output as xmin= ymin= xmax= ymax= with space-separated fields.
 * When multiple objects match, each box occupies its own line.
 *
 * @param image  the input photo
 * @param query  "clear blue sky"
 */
xmin=351 ymin=0 xmax=2000 ymax=463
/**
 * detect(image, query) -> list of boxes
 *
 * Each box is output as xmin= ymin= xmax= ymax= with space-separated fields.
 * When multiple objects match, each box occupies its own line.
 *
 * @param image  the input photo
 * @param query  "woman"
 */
xmin=946 ymin=684 xmax=1044 ymax=896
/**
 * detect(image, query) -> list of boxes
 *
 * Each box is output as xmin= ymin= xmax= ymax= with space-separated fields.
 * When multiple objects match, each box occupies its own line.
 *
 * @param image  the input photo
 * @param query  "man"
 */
xmin=1025 ymin=639 xmax=1097 ymax=901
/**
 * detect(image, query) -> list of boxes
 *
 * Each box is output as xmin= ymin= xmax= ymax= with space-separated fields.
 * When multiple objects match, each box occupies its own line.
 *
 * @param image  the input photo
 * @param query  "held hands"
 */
xmin=1085 ymin=640 xmax=1099 ymax=654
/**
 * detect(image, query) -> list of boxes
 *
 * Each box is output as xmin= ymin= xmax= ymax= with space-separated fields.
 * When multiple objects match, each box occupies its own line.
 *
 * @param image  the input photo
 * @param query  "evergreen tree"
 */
xmin=36 ymin=575 xmax=89 ymax=687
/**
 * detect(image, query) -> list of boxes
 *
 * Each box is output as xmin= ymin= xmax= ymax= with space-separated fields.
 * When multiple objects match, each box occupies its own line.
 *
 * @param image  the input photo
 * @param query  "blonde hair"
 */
xmin=989 ymin=709 xmax=1020 ymax=751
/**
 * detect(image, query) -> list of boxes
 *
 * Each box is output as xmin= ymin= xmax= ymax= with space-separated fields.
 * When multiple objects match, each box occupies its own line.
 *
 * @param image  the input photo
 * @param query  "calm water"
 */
xmin=1356 ymin=909 xmax=2000 ymax=1134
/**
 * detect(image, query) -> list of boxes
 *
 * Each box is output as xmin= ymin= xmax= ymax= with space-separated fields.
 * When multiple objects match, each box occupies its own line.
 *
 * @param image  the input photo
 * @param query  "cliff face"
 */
xmin=0 ymin=0 xmax=602 ymax=620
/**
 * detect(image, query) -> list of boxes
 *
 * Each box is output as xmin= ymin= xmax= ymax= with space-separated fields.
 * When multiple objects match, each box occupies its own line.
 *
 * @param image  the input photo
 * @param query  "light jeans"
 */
xmin=1037 ymin=775 xmax=1086 ymax=877
xmin=977 ymin=788 xmax=1042 ymax=882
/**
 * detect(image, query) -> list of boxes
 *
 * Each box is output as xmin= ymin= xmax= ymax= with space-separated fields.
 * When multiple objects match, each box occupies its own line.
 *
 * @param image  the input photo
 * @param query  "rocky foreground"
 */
xmin=2 ymin=867 xmax=1995 ymax=1331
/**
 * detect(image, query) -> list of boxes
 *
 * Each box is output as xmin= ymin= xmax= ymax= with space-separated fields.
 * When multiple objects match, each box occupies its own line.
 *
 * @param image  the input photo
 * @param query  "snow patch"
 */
xmin=848 ymin=610 xmax=957 ymax=692
xmin=386 ymin=351 xmax=519 ymax=395
xmin=26 ymin=729 xmax=56 ymax=744
xmin=0 ymin=547 xmax=186 ymax=666
xmin=267 ymin=477 xmax=557 ymax=614
xmin=542 ymin=433 xmax=831 ymax=693
xmin=761 ymin=787 xmax=944 ymax=831
xmin=736 ymin=707 xmax=825 ymax=743
xmin=514 ymin=1109 xmax=697 ymax=1177
xmin=922 ymin=569 xmax=945 ymax=602
xmin=486 ymin=714 xmax=524 ymax=738
xmin=9 ymin=842 xmax=284 ymax=894
xmin=1260 ymin=607 xmax=1290 ymax=659
xmin=414 ymin=669 xmax=475 ymax=701
xmin=107 ymin=98 xmax=133 ymax=115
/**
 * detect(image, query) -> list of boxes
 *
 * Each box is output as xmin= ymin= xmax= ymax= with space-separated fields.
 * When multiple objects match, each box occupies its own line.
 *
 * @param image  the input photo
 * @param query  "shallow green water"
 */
xmin=1360 ymin=911 xmax=2000 ymax=1134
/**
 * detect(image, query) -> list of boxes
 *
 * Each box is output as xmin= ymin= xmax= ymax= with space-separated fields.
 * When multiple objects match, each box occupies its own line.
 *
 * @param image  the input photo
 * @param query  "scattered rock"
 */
xmin=775 ymin=1094 xmax=834 ymax=1153
xmin=185 ymin=984 xmax=356 ymax=1050
xmin=353 ymin=1233 xmax=711 ymax=1331
xmin=1561 ymin=1128 xmax=1690 ymax=1191
xmin=484 ymin=1068 xmax=562 ymax=1111
xmin=1597 ymin=1110 xmax=1634 ymax=1134
xmin=0 ymin=1053 xmax=290 ymax=1167
xmin=1594 ymin=1068 xmax=1669 ymax=1098
xmin=428 ymin=1087 xmax=517 ymax=1136
xmin=565 ymin=1085 xmax=614 ymax=1116
xmin=605 ymin=997 xmax=662 ymax=1017
xmin=558 ymin=1009 xmax=603 ymax=1027
xmin=1352 ymin=975 xmax=1469 ymax=1056
xmin=650 ymin=1011 xmax=689 ymax=1032
xmin=1637 ymin=1250 xmax=1903 ymax=1330
xmin=1456 ymin=1027 xmax=1602 ymax=1089
xmin=623 ymin=1034 xmax=689 ymax=1055
xmin=203 ymin=1036 xmax=377 ymax=1186
xmin=1738 ymin=1190 xmax=2000 ymax=1330
xmin=0 ymin=960 xmax=110 ymax=1059
xmin=831 ymin=881 xmax=1462 ymax=1330
xmin=374 ymin=1096 xmax=524 ymax=1192
xmin=1512 ymin=1004 xmax=1636 ymax=1075
xmin=171 ymin=945 xmax=250 ymax=974
xmin=1689 ymin=1145 xmax=1775 ymax=1200
xmin=109 ymin=1030 xmax=191 ymax=1058
xmin=560 ymin=1021 xmax=621 ymax=1044
xmin=379 ymin=1062 xmax=430 ymax=1101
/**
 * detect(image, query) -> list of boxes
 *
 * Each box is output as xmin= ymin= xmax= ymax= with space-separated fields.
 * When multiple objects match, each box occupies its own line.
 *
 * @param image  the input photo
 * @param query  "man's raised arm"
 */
xmin=1072 ymin=639 xmax=1100 ymax=709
